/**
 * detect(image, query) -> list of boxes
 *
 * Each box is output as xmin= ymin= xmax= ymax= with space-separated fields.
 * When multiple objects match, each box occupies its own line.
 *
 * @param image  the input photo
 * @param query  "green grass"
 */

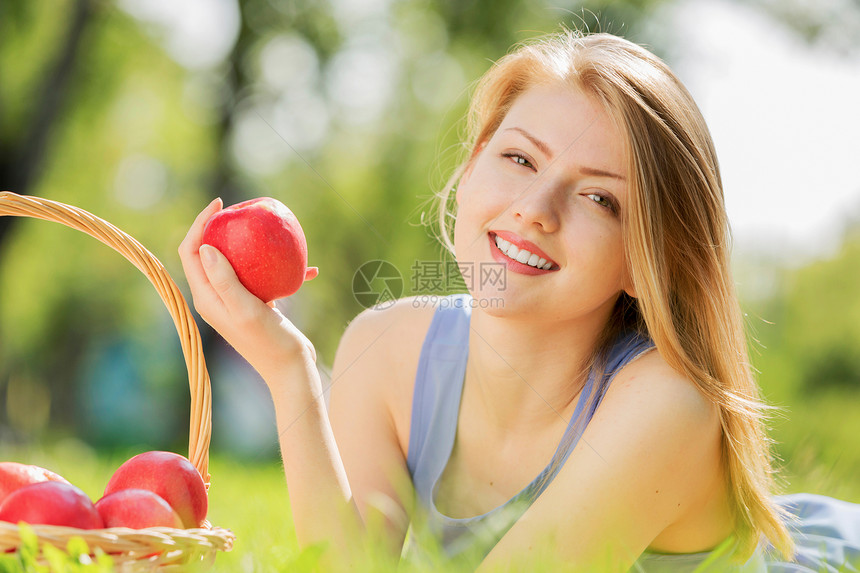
xmin=2 ymin=387 xmax=860 ymax=572
xmin=769 ymin=391 xmax=860 ymax=502
xmin=0 ymin=444 xmax=303 ymax=572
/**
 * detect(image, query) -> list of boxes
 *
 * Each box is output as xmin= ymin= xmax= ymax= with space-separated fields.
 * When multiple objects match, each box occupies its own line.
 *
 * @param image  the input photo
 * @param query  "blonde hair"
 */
xmin=434 ymin=30 xmax=793 ymax=560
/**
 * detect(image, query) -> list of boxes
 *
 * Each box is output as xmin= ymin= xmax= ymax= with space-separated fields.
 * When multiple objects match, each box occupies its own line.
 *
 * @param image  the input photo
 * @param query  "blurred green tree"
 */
xmin=0 ymin=0 xmax=216 ymax=446
xmin=0 ymin=0 xmax=93 ymax=246
xmin=0 ymin=0 xmax=672 ymax=451
xmin=767 ymin=226 xmax=860 ymax=394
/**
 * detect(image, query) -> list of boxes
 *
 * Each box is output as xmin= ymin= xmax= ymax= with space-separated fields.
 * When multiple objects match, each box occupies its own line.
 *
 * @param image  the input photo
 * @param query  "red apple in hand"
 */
xmin=201 ymin=197 xmax=318 ymax=303
xmin=0 ymin=462 xmax=70 ymax=505
xmin=96 ymin=489 xmax=183 ymax=529
xmin=104 ymin=451 xmax=207 ymax=528
xmin=0 ymin=482 xmax=103 ymax=529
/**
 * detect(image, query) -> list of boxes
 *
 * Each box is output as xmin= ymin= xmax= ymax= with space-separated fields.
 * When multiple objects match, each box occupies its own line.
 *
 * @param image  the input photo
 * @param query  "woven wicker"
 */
xmin=0 ymin=192 xmax=234 ymax=570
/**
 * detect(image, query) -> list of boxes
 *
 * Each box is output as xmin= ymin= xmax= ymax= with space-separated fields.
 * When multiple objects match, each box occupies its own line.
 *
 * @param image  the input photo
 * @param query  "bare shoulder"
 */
xmin=482 ymin=347 xmax=727 ymax=568
xmin=330 ymin=296 xmax=440 ymax=453
xmin=560 ymin=347 xmax=726 ymax=549
xmin=601 ymin=348 xmax=720 ymax=434
xmin=334 ymin=296 xmax=439 ymax=379
xmin=592 ymin=348 xmax=723 ymax=479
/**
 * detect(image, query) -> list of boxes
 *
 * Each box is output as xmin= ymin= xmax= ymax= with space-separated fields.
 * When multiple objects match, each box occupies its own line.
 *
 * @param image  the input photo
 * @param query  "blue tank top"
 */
xmin=401 ymin=294 xmax=860 ymax=572
xmin=403 ymin=293 xmax=655 ymax=565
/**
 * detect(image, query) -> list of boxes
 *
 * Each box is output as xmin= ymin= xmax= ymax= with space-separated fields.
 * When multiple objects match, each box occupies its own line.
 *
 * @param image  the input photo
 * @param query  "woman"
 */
xmin=179 ymin=31 xmax=860 ymax=571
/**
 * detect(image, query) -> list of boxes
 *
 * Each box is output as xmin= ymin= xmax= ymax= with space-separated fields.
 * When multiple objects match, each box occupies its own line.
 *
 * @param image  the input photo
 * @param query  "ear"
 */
xmin=622 ymin=274 xmax=637 ymax=299
xmin=623 ymin=284 xmax=637 ymax=299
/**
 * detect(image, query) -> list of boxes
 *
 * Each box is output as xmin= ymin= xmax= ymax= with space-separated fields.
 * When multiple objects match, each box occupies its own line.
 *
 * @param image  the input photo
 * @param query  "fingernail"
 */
xmin=200 ymin=244 xmax=217 ymax=268
xmin=209 ymin=197 xmax=221 ymax=209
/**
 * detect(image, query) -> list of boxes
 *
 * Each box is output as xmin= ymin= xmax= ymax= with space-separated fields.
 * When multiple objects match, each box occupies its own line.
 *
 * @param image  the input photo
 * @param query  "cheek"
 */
xmin=456 ymin=153 xmax=483 ymax=206
xmin=567 ymin=218 xmax=626 ymax=275
xmin=601 ymin=235 xmax=628 ymax=286
xmin=452 ymin=174 xmax=494 ymax=227
xmin=458 ymin=170 xmax=516 ymax=222
xmin=451 ymin=206 xmax=473 ymax=254
xmin=452 ymin=191 xmax=495 ymax=260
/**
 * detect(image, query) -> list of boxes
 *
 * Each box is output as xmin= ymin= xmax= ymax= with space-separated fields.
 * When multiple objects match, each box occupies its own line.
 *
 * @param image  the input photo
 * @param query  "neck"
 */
xmin=464 ymin=305 xmax=612 ymax=438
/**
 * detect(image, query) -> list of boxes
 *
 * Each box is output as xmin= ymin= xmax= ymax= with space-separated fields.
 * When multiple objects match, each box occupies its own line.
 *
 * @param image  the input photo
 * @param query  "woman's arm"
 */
xmin=477 ymin=350 xmax=725 ymax=572
xmin=328 ymin=299 xmax=429 ymax=556
xmin=178 ymin=200 xmax=371 ymax=565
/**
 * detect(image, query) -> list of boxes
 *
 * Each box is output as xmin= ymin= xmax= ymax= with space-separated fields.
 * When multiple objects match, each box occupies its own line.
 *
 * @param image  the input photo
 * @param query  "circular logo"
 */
xmin=352 ymin=260 xmax=403 ymax=309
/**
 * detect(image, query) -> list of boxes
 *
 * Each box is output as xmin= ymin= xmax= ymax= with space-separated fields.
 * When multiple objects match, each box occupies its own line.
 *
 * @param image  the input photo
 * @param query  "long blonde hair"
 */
xmin=434 ymin=30 xmax=793 ymax=560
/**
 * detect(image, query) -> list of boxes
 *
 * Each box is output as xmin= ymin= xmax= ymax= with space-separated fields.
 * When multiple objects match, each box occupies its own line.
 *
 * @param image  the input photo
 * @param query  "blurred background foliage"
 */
xmin=0 ymin=0 xmax=858 ymax=502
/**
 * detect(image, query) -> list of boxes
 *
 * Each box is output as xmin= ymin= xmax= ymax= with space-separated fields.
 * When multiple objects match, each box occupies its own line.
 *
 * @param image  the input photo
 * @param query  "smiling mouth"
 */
xmin=490 ymin=232 xmax=558 ymax=271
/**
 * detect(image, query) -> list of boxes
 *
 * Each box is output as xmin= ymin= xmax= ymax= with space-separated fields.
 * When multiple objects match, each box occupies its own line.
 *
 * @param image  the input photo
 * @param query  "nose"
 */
xmin=508 ymin=178 xmax=561 ymax=233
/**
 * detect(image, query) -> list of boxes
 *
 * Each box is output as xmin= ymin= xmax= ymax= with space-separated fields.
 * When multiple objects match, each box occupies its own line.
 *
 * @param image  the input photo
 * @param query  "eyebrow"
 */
xmin=503 ymin=126 xmax=626 ymax=182
xmin=580 ymin=166 xmax=626 ymax=182
xmin=505 ymin=127 xmax=553 ymax=158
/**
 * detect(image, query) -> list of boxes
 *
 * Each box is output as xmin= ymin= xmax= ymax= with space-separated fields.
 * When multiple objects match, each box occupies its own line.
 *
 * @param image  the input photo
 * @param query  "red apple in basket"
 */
xmin=0 ymin=481 xmax=103 ymax=529
xmin=201 ymin=197 xmax=318 ymax=303
xmin=96 ymin=489 xmax=183 ymax=529
xmin=0 ymin=462 xmax=70 ymax=505
xmin=103 ymin=451 xmax=207 ymax=528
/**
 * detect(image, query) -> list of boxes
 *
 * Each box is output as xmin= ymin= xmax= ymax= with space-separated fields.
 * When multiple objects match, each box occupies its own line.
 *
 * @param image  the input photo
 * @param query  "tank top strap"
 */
xmin=406 ymin=294 xmax=472 ymax=500
xmin=403 ymin=295 xmax=655 ymax=563
xmin=525 ymin=329 xmax=656 ymax=501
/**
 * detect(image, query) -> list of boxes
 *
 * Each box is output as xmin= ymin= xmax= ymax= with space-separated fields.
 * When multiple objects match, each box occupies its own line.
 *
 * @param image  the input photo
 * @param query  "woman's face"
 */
xmin=453 ymin=81 xmax=633 ymax=324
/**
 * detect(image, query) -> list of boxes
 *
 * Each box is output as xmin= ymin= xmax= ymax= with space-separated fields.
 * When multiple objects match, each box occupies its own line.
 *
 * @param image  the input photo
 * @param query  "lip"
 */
xmin=491 ymin=230 xmax=558 ymax=266
xmin=488 ymin=231 xmax=559 ymax=275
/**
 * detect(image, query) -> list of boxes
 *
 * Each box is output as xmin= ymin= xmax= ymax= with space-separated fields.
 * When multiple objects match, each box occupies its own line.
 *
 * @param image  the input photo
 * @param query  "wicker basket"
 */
xmin=0 ymin=192 xmax=235 ymax=570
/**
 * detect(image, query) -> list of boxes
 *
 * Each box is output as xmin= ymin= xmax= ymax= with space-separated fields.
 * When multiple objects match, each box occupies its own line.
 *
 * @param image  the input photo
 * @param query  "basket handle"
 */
xmin=0 ymin=192 xmax=212 ymax=484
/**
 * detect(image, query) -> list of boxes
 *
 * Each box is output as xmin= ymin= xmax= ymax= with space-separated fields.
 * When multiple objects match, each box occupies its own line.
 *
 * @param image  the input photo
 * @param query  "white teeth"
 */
xmin=493 ymin=234 xmax=555 ymax=270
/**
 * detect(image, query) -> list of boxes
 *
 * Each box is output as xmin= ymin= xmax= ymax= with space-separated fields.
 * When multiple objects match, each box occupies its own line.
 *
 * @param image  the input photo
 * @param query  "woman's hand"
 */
xmin=178 ymin=198 xmax=317 ymax=385
xmin=182 ymin=201 xmax=368 ymax=564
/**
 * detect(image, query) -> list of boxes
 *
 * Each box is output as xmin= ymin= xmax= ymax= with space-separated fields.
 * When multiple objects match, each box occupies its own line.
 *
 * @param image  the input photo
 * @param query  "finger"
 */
xmin=179 ymin=198 xmax=223 ymax=258
xmin=199 ymin=244 xmax=259 ymax=310
xmin=179 ymin=199 xmax=224 ymax=308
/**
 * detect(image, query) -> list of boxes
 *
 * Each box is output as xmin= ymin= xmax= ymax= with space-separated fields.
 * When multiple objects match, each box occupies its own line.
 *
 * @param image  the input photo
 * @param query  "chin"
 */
xmin=466 ymin=286 xmax=529 ymax=318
